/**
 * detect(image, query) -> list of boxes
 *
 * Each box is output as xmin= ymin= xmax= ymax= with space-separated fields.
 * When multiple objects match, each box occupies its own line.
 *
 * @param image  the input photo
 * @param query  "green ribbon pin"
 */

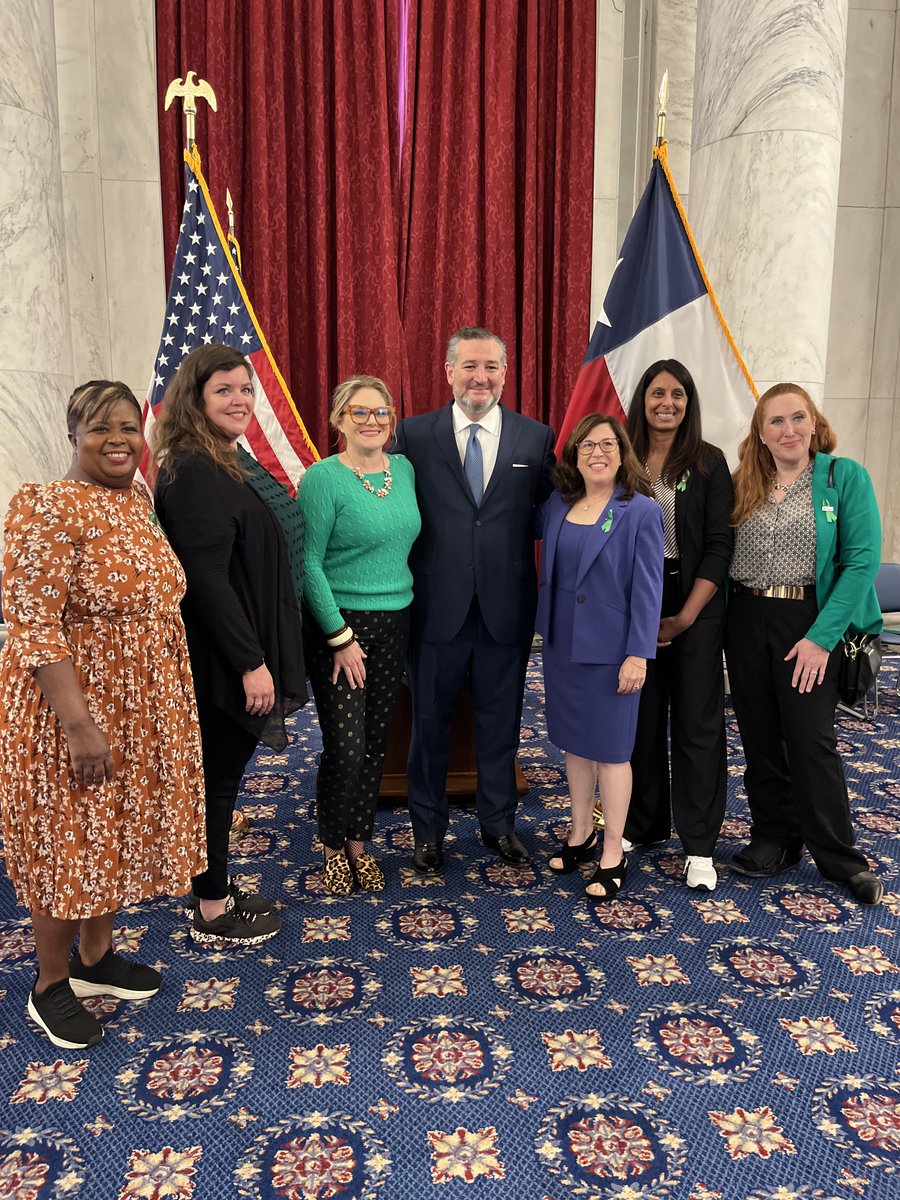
xmin=675 ymin=469 xmax=691 ymax=492
xmin=822 ymin=500 xmax=836 ymax=523
xmin=601 ymin=508 xmax=613 ymax=533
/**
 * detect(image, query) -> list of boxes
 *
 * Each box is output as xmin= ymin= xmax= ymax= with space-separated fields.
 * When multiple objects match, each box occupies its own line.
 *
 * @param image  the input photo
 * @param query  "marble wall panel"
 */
xmin=62 ymin=170 xmax=111 ymax=382
xmin=689 ymin=129 xmax=842 ymax=390
xmin=595 ymin=0 xmax=624 ymax=200
xmin=824 ymin=395 xmax=870 ymax=462
xmin=55 ymin=0 xmax=100 ymax=173
xmin=863 ymin=394 xmax=896 ymax=516
xmin=848 ymin=0 xmax=896 ymax=10
xmin=871 ymin=207 xmax=900 ymax=398
xmin=96 ymin=0 xmax=159 ymax=180
xmin=590 ymin=196 xmax=620 ymax=329
xmin=102 ymin=178 xmax=165 ymax=391
xmin=693 ymin=0 xmax=848 ymax=148
xmin=0 ymin=107 xmax=72 ymax=376
xmin=0 ymin=371 xmax=72 ymax=526
xmin=838 ymin=6 xmax=894 ymax=207
xmin=825 ymin=206 xmax=883 ymax=397
xmin=887 ymin=12 xmax=900 ymax=207
xmin=0 ymin=0 xmax=58 ymax=116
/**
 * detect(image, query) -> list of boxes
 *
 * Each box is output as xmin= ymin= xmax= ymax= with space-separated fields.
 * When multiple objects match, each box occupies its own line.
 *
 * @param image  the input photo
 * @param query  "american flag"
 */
xmin=143 ymin=149 xmax=318 ymax=493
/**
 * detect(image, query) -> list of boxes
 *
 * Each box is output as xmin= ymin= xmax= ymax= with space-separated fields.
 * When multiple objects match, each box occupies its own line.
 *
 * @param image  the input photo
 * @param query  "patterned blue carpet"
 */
xmin=1 ymin=657 xmax=899 ymax=1200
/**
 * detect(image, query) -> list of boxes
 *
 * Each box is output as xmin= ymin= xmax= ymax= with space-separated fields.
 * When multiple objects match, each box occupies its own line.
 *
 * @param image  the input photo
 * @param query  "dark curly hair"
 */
xmin=553 ymin=413 xmax=652 ymax=504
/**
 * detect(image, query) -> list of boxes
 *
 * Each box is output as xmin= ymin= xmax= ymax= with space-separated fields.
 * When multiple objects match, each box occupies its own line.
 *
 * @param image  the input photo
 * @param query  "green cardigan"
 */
xmin=808 ymin=452 xmax=883 ymax=650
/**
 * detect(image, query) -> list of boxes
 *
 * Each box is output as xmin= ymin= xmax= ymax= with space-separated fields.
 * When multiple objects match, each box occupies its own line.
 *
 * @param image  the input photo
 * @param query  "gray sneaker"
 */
xmin=191 ymin=904 xmax=281 ymax=945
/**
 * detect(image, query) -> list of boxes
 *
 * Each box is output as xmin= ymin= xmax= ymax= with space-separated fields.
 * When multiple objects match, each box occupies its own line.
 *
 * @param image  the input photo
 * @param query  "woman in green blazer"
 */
xmin=725 ymin=383 xmax=883 ymax=905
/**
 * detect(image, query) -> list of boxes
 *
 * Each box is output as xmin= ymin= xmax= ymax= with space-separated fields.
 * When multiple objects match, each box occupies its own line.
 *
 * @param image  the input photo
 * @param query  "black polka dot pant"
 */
xmin=305 ymin=607 xmax=410 ymax=848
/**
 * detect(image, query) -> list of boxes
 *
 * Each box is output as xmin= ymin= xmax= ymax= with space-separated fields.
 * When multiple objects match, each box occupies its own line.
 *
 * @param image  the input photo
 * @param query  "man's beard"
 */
xmin=454 ymin=386 xmax=502 ymax=420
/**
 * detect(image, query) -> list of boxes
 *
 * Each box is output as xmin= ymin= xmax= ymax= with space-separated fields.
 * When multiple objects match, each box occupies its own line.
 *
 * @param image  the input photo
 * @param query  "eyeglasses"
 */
xmin=344 ymin=406 xmax=394 ymax=425
xmin=576 ymin=438 xmax=618 ymax=455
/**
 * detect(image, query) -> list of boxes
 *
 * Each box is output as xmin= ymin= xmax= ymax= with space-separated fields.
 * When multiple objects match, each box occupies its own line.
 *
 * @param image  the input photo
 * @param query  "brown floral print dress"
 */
xmin=0 ymin=480 xmax=206 ymax=919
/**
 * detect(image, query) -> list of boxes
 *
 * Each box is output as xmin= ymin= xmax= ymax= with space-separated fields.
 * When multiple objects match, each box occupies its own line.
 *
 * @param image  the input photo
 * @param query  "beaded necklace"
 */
xmin=350 ymin=459 xmax=393 ymax=498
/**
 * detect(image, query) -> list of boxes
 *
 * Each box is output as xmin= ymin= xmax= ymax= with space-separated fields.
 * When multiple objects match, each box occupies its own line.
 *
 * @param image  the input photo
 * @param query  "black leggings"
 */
xmin=192 ymin=699 xmax=259 ymax=900
xmin=306 ymin=607 xmax=410 ymax=848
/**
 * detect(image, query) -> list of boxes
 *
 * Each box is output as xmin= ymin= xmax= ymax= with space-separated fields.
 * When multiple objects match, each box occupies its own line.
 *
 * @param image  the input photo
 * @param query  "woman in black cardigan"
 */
xmin=623 ymin=360 xmax=734 ymax=890
xmin=153 ymin=344 xmax=307 ymax=945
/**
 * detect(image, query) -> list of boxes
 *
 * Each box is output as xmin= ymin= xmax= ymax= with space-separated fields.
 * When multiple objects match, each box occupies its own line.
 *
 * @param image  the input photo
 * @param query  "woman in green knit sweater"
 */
xmin=297 ymin=376 xmax=421 ymax=893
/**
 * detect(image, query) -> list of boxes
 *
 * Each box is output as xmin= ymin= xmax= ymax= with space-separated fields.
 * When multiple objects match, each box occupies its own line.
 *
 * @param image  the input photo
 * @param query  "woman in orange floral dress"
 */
xmin=0 ymin=380 xmax=206 ymax=1050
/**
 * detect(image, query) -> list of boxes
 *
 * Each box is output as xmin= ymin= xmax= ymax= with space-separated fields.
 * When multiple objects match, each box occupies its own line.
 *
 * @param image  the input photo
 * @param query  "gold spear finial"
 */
xmin=656 ymin=69 xmax=669 ymax=147
xmin=164 ymin=71 xmax=218 ymax=152
xmin=225 ymin=187 xmax=243 ymax=275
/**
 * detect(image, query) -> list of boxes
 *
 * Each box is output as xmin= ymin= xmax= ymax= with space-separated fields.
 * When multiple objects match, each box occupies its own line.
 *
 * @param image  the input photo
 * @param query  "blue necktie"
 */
xmin=464 ymin=424 xmax=483 ymax=505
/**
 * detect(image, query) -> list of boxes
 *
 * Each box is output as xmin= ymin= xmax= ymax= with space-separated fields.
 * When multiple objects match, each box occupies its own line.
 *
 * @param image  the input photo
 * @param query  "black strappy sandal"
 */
xmin=585 ymin=854 xmax=627 ymax=902
xmin=548 ymin=830 xmax=598 ymax=875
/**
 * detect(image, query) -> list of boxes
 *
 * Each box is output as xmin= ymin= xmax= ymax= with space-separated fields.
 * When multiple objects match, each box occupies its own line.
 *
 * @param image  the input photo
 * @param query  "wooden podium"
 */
xmin=378 ymin=677 xmax=529 ymax=800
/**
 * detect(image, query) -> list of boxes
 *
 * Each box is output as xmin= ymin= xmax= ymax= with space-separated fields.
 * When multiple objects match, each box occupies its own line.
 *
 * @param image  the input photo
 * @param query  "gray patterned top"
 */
xmin=731 ymin=461 xmax=816 ymax=587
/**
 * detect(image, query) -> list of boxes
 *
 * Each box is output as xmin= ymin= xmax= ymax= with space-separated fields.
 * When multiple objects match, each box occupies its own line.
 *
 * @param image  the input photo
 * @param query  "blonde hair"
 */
xmin=151 ymin=344 xmax=253 ymax=484
xmin=329 ymin=375 xmax=396 ymax=447
xmin=732 ymin=383 xmax=837 ymax=526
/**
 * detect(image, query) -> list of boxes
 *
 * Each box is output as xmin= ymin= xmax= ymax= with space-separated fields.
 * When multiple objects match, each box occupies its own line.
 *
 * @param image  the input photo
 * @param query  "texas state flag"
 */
xmin=557 ymin=143 xmax=757 ymax=466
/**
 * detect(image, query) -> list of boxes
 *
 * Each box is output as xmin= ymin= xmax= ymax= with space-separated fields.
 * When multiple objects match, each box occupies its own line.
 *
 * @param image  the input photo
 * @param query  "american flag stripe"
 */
xmin=144 ymin=148 xmax=318 ymax=495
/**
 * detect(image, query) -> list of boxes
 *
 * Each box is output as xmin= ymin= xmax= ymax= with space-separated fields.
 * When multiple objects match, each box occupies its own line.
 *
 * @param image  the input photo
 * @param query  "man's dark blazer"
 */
xmin=394 ymin=404 xmax=555 ymax=645
xmin=671 ymin=445 xmax=734 ymax=619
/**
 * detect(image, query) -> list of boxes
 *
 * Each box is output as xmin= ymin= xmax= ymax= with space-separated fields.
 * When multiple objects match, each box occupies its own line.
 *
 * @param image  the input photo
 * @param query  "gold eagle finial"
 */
xmin=164 ymin=72 xmax=218 ymax=152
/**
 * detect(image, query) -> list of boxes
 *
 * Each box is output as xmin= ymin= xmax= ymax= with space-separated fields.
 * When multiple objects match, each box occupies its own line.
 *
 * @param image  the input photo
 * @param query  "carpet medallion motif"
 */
xmin=0 ymin=657 xmax=898 ymax=1197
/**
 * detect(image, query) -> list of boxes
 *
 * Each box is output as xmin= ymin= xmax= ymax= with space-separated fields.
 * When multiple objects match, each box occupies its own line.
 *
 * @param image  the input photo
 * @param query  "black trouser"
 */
xmin=306 ymin=608 xmax=410 ymax=849
xmin=627 ymin=560 xmax=727 ymax=856
xmin=405 ymin=596 xmax=531 ymax=845
xmin=192 ymin=699 xmax=259 ymax=901
xmin=724 ymin=588 xmax=868 ymax=881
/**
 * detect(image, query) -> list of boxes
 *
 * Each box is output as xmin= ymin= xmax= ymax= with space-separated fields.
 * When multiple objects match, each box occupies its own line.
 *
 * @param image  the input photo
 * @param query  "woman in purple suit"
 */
xmin=536 ymin=414 xmax=663 ymax=901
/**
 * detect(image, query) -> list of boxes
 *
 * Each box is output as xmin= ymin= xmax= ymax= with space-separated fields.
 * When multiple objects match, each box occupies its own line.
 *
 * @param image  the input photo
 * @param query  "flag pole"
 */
xmin=226 ymin=187 xmax=243 ymax=275
xmin=163 ymin=71 xmax=218 ymax=154
xmin=655 ymin=69 xmax=669 ymax=149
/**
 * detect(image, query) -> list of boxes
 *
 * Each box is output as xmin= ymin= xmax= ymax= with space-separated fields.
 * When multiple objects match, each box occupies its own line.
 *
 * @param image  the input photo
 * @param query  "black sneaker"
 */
xmin=69 ymin=948 xmax=161 ymax=1000
xmin=27 ymin=979 xmax=104 ymax=1049
xmin=184 ymin=878 xmax=274 ymax=916
xmin=191 ymin=904 xmax=281 ymax=945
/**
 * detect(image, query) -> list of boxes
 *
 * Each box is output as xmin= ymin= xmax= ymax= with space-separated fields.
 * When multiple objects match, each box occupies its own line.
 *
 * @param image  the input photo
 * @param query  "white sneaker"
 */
xmin=621 ymin=837 xmax=635 ymax=853
xmin=684 ymin=855 xmax=717 ymax=891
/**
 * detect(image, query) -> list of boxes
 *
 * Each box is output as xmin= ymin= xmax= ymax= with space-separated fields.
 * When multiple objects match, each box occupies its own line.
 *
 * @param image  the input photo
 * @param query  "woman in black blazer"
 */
xmin=623 ymin=360 xmax=734 ymax=890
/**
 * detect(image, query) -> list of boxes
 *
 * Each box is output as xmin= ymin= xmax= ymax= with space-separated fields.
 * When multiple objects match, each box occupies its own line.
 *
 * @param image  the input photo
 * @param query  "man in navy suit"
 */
xmin=394 ymin=327 xmax=555 ymax=873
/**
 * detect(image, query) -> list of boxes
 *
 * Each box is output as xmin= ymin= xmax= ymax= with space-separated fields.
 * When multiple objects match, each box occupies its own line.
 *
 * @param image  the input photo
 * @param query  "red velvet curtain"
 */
xmin=155 ymin=1 xmax=594 ymax=444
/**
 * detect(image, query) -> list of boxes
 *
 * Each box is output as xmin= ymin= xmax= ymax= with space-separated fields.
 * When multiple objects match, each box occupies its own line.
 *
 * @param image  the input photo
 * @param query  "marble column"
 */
xmin=689 ymin=0 xmax=849 ymax=403
xmin=0 ymin=0 xmax=73 ymax=520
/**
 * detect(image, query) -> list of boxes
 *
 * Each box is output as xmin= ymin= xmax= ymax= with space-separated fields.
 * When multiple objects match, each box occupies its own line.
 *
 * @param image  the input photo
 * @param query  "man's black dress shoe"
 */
xmin=480 ymin=829 xmax=529 ymax=865
xmin=730 ymin=840 xmax=803 ymax=878
xmin=846 ymin=870 xmax=883 ymax=906
xmin=413 ymin=842 xmax=444 ymax=875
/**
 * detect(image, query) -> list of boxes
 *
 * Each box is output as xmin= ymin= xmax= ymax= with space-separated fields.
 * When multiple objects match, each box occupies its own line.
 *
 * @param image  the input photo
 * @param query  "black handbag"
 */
xmin=828 ymin=459 xmax=883 ymax=706
xmin=838 ymin=632 xmax=882 ymax=707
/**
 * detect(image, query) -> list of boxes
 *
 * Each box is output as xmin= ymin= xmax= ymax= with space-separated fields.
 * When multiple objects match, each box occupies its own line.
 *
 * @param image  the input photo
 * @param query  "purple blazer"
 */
xmin=535 ymin=486 xmax=664 ymax=664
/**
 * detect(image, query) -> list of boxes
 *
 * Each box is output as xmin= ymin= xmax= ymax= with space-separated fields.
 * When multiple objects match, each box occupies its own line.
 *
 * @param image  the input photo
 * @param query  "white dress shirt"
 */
xmin=452 ymin=401 xmax=502 ymax=493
